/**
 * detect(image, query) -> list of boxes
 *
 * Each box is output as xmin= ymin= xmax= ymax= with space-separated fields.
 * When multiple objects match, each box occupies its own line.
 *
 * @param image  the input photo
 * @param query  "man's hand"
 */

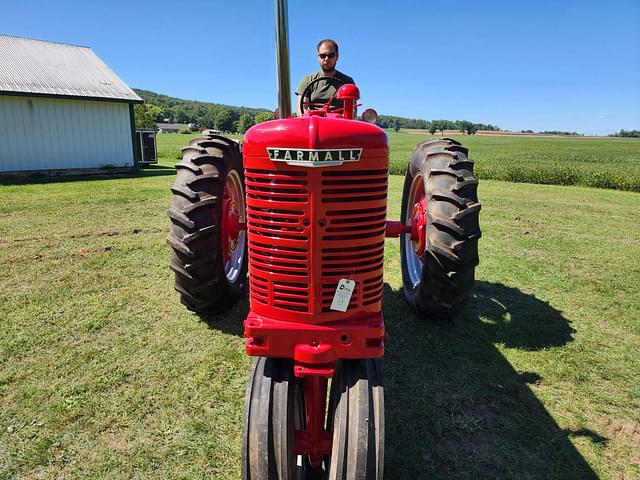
xmin=296 ymin=95 xmax=310 ymax=116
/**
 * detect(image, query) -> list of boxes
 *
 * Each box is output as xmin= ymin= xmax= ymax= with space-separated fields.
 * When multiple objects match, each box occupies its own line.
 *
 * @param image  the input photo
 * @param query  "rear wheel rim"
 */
xmin=403 ymin=173 xmax=425 ymax=288
xmin=223 ymin=169 xmax=246 ymax=283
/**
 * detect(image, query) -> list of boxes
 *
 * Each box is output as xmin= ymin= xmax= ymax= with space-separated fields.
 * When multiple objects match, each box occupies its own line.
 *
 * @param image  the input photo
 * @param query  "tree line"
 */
xmin=133 ymin=88 xmax=274 ymax=133
xmin=537 ymin=130 xmax=583 ymax=136
xmin=133 ymin=88 xmax=501 ymax=135
xmin=610 ymin=129 xmax=640 ymax=138
xmin=376 ymin=115 xmax=500 ymax=135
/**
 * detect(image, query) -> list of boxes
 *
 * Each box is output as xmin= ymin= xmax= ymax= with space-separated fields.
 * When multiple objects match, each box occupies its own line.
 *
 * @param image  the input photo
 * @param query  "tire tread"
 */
xmin=167 ymin=134 xmax=247 ymax=315
xmin=401 ymin=138 xmax=481 ymax=320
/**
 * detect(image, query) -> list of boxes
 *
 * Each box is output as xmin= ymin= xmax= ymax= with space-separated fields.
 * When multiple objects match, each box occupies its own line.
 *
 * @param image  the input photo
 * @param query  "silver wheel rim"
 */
xmin=403 ymin=173 xmax=424 ymax=288
xmin=225 ymin=169 xmax=246 ymax=283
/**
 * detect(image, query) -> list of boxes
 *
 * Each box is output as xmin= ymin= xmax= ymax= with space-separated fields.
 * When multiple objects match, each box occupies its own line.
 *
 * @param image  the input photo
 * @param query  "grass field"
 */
xmin=158 ymin=130 xmax=640 ymax=191
xmin=387 ymin=131 xmax=640 ymax=191
xmin=1 ymin=133 xmax=639 ymax=479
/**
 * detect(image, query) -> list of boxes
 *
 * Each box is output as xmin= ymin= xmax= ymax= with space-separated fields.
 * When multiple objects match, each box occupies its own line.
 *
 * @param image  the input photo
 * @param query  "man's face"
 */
xmin=317 ymin=42 xmax=338 ymax=73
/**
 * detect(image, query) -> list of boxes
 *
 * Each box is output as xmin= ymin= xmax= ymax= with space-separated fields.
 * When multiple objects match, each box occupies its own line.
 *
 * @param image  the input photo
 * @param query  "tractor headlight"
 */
xmin=361 ymin=108 xmax=378 ymax=124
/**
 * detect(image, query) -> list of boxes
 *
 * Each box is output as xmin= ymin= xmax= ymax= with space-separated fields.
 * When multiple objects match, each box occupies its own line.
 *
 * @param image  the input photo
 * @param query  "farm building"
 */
xmin=0 ymin=34 xmax=142 ymax=174
xmin=156 ymin=123 xmax=188 ymax=134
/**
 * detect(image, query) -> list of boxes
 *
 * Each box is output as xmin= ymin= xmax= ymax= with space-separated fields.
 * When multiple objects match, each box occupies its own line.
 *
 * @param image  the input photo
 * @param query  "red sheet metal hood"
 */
xmin=243 ymin=116 xmax=388 ymax=156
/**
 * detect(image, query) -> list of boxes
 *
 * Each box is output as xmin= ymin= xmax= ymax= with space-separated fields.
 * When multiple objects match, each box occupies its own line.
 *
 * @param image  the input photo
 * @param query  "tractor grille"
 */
xmin=245 ymin=168 xmax=308 ymax=204
xmin=320 ymin=169 xmax=388 ymax=205
xmin=246 ymin=166 xmax=387 ymax=317
xmin=319 ymin=169 xmax=387 ymax=312
xmin=246 ymin=168 xmax=311 ymax=313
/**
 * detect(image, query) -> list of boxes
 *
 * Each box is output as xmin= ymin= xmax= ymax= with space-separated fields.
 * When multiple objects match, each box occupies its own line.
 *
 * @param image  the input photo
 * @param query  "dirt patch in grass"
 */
xmin=99 ymin=429 xmax=129 ymax=451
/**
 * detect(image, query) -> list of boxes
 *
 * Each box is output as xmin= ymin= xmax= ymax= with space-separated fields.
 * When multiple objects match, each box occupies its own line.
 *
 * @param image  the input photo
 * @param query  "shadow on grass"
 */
xmin=0 ymin=164 xmax=176 ymax=186
xmin=195 ymin=296 xmax=249 ymax=337
xmin=383 ymin=281 xmax=600 ymax=479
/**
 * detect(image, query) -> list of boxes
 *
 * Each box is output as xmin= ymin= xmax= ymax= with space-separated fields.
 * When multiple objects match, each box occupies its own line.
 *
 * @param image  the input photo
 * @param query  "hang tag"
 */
xmin=330 ymin=279 xmax=355 ymax=312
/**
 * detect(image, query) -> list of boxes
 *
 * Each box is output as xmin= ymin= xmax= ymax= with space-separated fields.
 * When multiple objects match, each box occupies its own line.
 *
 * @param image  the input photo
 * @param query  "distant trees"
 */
xmin=376 ymin=116 xmax=498 ymax=134
xmin=254 ymin=111 xmax=275 ymax=124
xmin=539 ymin=130 xmax=583 ymax=136
xmin=430 ymin=120 xmax=446 ymax=135
xmin=376 ymin=115 xmax=428 ymax=130
xmin=134 ymin=103 xmax=163 ymax=128
xmin=133 ymin=88 xmax=273 ymax=132
xmin=215 ymin=109 xmax=233 ymax=132
xmin=459 ymin=121 xmax=478 ymax=135
xmin=237 ymin=113 xmax=255 ymax=133
xmin=227 ymin=111 xmax=275 ymax=133
xmin=203 ymin=105 xmax=219 ymax=128
xmin=519 ymin=129 xmax=588 ymax=136
xmin=173 ymin=108 xmax=189 ymax=124
xmin=611 ymin=129 xmax=640 ymax=137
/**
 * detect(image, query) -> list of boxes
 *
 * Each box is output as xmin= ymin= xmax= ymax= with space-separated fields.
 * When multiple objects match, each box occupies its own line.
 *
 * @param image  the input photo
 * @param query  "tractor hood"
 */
xmin=243 ymin=116 xmax=388 ymax=159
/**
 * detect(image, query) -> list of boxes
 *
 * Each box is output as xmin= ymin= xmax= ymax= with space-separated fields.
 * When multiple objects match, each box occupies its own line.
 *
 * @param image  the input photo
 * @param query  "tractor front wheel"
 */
xmin=242 ymin=357 xmax=302 ymax=480
xmin=400 ymin=138 xmax=481 ymax=320
xmin=167 ymin=131 xmax=247 ymax=315
xmin=242 ymin=359 xmax=384 ymax=479
xmin=326 ymin=359 xmax=384 ymax=479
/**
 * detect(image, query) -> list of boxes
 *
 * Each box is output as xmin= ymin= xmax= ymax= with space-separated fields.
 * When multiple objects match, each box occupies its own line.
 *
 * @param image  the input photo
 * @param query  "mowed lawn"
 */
xmin=1 ymin=132 xmax=639 ymax=479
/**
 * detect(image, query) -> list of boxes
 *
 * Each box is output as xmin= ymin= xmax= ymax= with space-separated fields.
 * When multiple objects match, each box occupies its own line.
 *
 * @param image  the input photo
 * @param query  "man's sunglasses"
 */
xmin=318 ymin=52 xmax=336 ymax=59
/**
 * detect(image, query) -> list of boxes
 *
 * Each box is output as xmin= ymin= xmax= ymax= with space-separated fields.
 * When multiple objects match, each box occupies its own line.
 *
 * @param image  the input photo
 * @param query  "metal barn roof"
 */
xmin=0 ymin=34 xmax=142 ymax=103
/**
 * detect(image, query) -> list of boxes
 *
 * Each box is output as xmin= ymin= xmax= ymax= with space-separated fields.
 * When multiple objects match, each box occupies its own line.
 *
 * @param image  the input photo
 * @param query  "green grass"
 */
xmin=1 ymin=134 xmax=639 ymax=479
xmin=158 ymin=130 xmax=640 ymax=191
xmin=156 ymin=132 xmax=242 ymax=164
xmin=387 ymin=131 xmax=640 ymax=191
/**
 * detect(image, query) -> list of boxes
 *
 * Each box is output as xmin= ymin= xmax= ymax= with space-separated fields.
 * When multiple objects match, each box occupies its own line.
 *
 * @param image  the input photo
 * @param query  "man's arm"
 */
xmin=295 ymin=75 xmax=310 ymax=117
xmin=296 ymin=95 xmax=311 ymax=116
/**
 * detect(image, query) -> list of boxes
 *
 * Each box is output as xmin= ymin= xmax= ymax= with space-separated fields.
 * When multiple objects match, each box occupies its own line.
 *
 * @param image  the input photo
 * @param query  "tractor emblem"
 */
xmin=267 ymin=147 xmax=362 ymax=166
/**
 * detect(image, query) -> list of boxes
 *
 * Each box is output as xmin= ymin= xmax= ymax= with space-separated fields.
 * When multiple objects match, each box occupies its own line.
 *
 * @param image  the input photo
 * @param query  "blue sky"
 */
xmin=3 ymin=0 xmax=639 ymax=135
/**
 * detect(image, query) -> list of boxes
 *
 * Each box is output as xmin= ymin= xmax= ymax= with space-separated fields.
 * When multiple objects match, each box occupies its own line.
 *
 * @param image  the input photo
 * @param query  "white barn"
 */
xmin=0 ymin=34 xmax=142 ymax=174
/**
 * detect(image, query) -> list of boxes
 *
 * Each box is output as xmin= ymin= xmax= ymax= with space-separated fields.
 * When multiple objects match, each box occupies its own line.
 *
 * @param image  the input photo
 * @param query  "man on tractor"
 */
xmin=295 ymin=38 xmax=355 ymax=115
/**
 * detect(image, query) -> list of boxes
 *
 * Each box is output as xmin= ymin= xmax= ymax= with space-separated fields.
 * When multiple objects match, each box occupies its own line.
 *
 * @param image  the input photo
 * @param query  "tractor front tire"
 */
xmin=326 ymin=359 xmax=384 ymax=480
xmin=400 ymin=138 xmax=481 ymax=320
xmin=167 ymin=132 xmax=247 ymax=315
xmin=242 ymin=357 xmax=300 ymax=480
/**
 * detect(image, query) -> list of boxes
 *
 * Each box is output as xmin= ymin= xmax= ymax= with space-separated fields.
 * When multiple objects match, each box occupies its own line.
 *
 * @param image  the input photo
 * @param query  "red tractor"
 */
xmin=167 ymin=2 xmax=480 ymax=478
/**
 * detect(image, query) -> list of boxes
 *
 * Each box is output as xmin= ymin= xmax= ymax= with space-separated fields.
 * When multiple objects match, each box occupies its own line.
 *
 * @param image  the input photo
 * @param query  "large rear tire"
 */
xmin=400 ymin=138 xmax=481 ymax=320
xmin=167 ymin=131 xmax=247 ymax=315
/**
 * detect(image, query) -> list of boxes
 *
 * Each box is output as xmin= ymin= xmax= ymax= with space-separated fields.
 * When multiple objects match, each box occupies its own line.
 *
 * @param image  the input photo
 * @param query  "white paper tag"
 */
xmin=330 ymin=279 xmax=355 ymax=312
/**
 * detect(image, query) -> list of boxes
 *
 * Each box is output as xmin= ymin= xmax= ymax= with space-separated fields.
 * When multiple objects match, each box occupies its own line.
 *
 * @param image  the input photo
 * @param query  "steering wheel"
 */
xmin=299 ymin=76 xmax=347 ymax=114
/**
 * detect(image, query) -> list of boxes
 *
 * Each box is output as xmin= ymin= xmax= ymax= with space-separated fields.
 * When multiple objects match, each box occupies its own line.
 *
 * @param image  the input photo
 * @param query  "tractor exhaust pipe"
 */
xmin=274 ymin=0 xmax=291 ymax=118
